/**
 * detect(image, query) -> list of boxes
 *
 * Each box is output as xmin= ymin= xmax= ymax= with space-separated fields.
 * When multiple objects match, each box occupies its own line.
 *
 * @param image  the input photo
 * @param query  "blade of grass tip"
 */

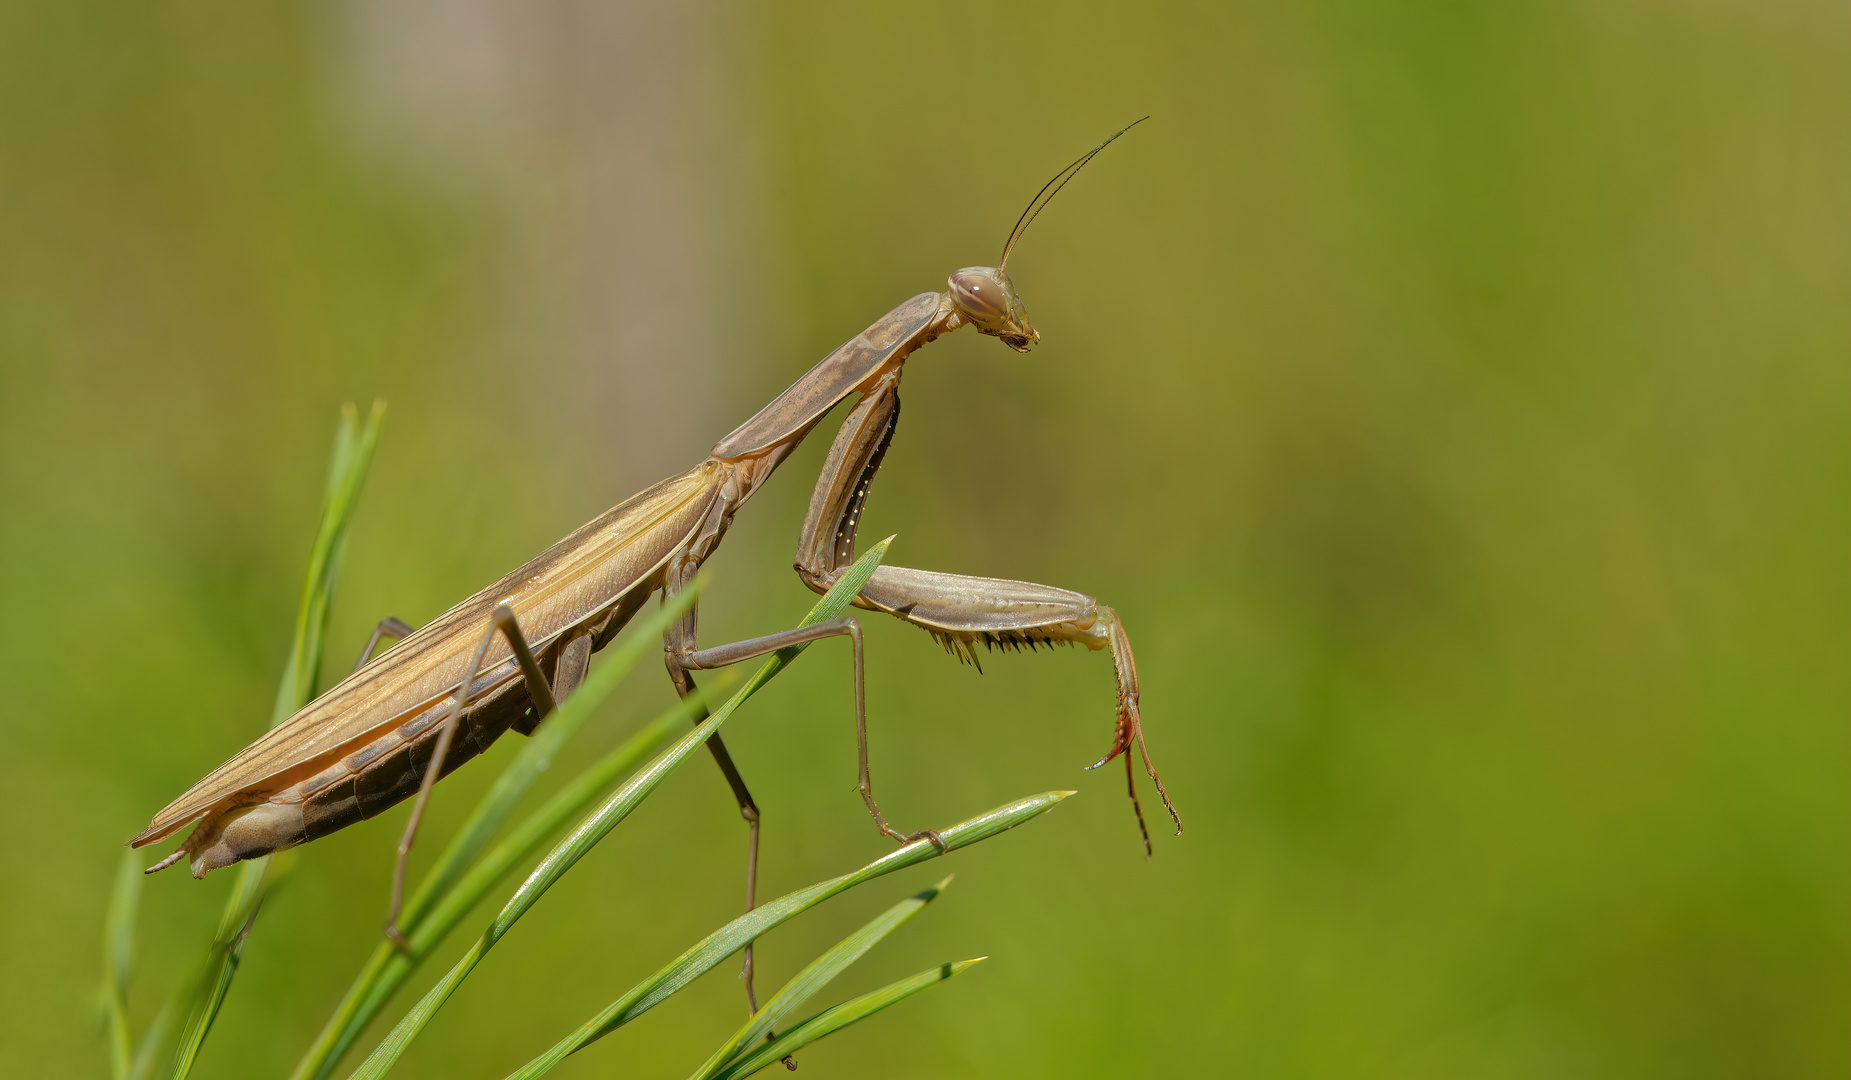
xmin=274 ymin=400 xmax=385 ymax=725
xmin=690 ymin=876 xmax=955 ymax=1080
xmin=148 ymin=402 xmax=384 ymax=1080
xmin=348 ymin=541 xmax=895 ymax=1080
xmin=710 ymin=959 xmax=986 ymax=1080
xmin=290 ymin=675 xmax=730 ymax=1080
xmin=504 ymin=789 xmax=1072 ymax=1080
xmin=102 ymin=849 xmax=143 ymax=1080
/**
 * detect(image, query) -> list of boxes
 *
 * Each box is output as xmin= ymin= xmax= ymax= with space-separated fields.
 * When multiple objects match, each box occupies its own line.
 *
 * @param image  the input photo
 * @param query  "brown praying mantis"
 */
xmin=132 ymin=120 xmax=1179 ymax=1010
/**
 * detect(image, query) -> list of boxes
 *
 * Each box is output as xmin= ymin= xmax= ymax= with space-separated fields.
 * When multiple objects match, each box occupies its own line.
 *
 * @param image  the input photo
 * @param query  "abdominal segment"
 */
xmin=184 ymin=681 xmax=532 ymax=877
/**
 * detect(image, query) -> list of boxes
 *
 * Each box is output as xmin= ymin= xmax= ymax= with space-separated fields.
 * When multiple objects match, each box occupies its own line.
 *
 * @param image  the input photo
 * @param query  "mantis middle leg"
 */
xmin=384 ymin=605 xmax=572 ymax=949
xmin=661 ymin=558 xmax=933 ymax=1015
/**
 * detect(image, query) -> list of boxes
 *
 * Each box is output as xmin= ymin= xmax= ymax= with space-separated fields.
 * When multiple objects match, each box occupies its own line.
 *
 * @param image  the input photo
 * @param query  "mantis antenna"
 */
xmin=997 ymin=116 xmax=1149 ymax=272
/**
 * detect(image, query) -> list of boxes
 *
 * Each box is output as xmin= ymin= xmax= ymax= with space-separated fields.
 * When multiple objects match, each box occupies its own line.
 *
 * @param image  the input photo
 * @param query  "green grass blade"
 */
xmin=273 ymin=400 xmax=386 ymax=726
xmin=101 ymin=849 xmax=142 ymax=1080
xmin=166 ymin=895 xmax=265 ymax=1074
xmin=505 ymin=789 xmax=1071 ymax=1080
xmin=158 ymin=838 xmax=276 ymax=1080
xmin=144 ymin=402 xmax=384 ymax=1080
xmin=709 ymin=959 xmax=986 ymax=1080
xmin=348 ymin=540 xmax=894 ymax=1080
xmin=690 ymin=876 xmax=954 ymax=1080
xmin=289 ymin=674 xmax=725 ymax=1080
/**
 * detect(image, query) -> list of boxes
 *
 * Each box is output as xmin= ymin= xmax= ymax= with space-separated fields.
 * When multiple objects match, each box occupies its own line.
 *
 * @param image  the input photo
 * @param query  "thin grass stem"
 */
xmin=505 ymin=790 xmax=1070 ymax=1079
xmin=709 ymin=960 xmax=986 ymax=1080
xmin=689 ymin=876 xmax=954 ymax=1080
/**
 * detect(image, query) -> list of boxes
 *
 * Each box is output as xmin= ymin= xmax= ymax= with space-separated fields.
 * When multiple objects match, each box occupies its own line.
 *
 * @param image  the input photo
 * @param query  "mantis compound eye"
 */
xmin=949 ymin=266 xmax=1007 ymax=321
xmin=947 ymin=266 xmax=1039 ymax=352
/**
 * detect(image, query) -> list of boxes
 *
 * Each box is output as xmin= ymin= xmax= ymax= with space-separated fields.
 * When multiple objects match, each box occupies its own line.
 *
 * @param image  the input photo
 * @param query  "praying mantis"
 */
xmin=131 ymin=120 xmax=1180 ymax=1011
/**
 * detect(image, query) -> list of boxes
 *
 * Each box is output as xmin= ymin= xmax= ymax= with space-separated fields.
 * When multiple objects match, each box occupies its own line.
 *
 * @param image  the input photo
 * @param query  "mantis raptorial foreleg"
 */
xmin=794 ymin=376 xmax=1181 ymax=854
xmin=384 ymin=605 xmax=573 ymax=950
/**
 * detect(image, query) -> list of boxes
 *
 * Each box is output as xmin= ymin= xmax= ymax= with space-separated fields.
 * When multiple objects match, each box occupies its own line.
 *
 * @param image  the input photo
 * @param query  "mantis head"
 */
xmin=948 ymin=266 xmax=1038 ymax=352
xmin=948 ymin=117 xmax=1146 ymax=356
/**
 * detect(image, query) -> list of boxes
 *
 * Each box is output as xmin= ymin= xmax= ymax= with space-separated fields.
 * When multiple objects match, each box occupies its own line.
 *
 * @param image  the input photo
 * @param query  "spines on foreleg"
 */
xmin=925 ymin=626 xmax=1075 ymax=671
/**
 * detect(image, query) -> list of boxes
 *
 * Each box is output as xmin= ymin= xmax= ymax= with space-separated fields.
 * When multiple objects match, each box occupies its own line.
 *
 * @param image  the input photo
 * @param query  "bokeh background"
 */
xmin=2 ymin=1 xmax=1845 ymax=1077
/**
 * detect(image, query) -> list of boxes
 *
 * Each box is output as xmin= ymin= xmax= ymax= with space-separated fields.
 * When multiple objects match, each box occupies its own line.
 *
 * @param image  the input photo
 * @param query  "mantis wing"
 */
xmin=134 ymin=463 xmax=723 ymax=847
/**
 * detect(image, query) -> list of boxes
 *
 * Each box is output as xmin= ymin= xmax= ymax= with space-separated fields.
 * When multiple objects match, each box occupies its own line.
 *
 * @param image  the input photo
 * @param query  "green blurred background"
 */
xmin=2 ymin=1 xmax=1845 ymax=1076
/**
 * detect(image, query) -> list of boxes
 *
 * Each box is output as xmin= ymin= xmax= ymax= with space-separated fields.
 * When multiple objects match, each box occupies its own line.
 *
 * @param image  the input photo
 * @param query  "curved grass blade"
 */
xmin=293 ymin=702 xmax=702 ymax=1080
xmin=143 ymin=401 xmax=384 ymax=1080
xmin=506 ymin=790 xmax=1072 ymax=1080
xmin=347 ymin=539 xmax=894 ymax=1080
xmin=689 ymin=876 xmax=954 ymax=1080
xmin=709 ymin=959 xmax=986 ymax=1080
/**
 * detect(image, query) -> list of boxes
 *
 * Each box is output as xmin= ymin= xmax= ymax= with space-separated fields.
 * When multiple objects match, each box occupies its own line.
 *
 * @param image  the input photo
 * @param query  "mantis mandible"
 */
xmin=132 ymin=120 xmax=1180 ymax=1009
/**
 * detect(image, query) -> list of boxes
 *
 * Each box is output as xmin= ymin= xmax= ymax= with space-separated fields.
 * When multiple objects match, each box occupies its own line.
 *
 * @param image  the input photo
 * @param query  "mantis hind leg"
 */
xmin=661 ymin=662 xmax=767 ymax=1012
xmin=384 ymin=605 xmax=564 ymax=951
xmin=659 ymin=564 xmax=771 ymax=1017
